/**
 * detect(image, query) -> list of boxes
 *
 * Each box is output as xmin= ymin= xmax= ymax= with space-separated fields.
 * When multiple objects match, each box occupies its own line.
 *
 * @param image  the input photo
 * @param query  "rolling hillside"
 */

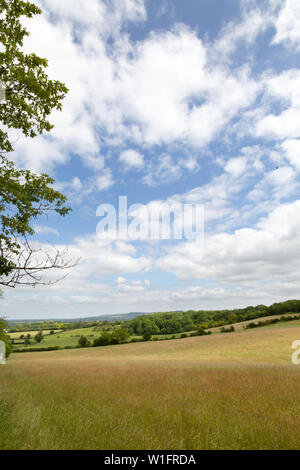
xmin=1 ymin=323 xmax=299 ymax=450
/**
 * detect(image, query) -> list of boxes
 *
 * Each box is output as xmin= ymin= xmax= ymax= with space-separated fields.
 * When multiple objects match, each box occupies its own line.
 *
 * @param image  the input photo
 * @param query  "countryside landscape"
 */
xmin=1 ymin=300 xmax=300 ymax=449
xmin=1 ymin=0 xmax=300 ymax=454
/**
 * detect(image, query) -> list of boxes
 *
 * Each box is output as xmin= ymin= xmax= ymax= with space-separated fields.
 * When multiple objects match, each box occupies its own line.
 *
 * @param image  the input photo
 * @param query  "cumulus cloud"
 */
xmin=157 ymin=200 xmax=300 ymax=283
xmin=13 ymin=5 xmax=263 ymax=178
xmin=94 ymin=169 xmax=114 ymax=191
xmin=272 ymin=0 xmax=300 ymax=50
xmin=281 ymin=139 xmax=300 ymax=171
xmin=255 ymin=70 xmax=300 ymax=140
xmin=119 ymin=149 xmax=144 ymax=170
xmin=3 ymin=0 xmax=300 ymax=318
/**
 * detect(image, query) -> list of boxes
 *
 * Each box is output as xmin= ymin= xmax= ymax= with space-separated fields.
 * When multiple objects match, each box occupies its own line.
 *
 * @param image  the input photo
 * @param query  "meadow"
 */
xmin=1 ymin=323 xmax=300 ymax=450
xmin=11 ymin=327 xmax=97 ymax=349
xmin=10 ymin=325 xmax=195 ymax=349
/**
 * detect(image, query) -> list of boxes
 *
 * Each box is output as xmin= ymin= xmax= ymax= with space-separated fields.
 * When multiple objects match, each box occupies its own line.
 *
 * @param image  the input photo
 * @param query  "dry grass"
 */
xmin=0 ymin=325 xmax=300 ymax=450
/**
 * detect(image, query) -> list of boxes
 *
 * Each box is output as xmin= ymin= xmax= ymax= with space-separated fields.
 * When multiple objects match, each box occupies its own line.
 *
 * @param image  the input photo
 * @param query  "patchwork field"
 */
xmin=11 ymin=326 xmax=197 ymax=349
xmin=1 ymin=325 xmax=300 ymax=450
xmin=11 ymin=327 xmax=97 ymax=349
xmin=8 ymin=330 xmax=62 ymax=339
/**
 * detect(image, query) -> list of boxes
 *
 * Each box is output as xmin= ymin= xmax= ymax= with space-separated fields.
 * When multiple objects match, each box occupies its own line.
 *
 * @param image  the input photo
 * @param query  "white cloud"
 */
xmin=225 ymin=157 xmax=248 ymax=178
xmin=33 ymin=225 xmax=59 ymax=236
xmin=119 ymin=149 xmax=144 ymax=170
xmin=157 ymin=200 xmax=300 ymax=283
xmin=143 ymin=154 xmax=182 ymax=186
xmin=281 ymin=139 xmax=300 ymax=171
xmin=71 ymin=177 xmax=83 ymax=190
xmin=12 ymin=10 xmax=261 ymax=178
xmin=94 ymin=169 xmax=114 ymax=191
xmin=20 ymin=235 xmax=152 ymax=293
xmin=3 ymin=0 xmax=300 ymax=319
xmin=212 ymin=5 xmax=270 ymax=61
xmin=272 ymin=0 xmax=300 ymax=50
xmin=255 ymin=70 xmax=300 ymax=140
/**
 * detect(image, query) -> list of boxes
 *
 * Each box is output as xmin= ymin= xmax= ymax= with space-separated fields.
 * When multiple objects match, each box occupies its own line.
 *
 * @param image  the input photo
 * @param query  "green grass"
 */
xmin=11 ymin=313 xmax=300 ymax=351
xmin=9 ymin=329 xmax=62 ymax=340
xmin=11 ymin=327 xmax=193 ymax=350
xmin=1 ymin=324 xmax=300 ymax=450
xmin=12 ymin=327 xmax=97 ymax=349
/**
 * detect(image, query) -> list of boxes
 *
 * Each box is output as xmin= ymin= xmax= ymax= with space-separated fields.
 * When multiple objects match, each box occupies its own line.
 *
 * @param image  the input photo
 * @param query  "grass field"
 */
xmin=8 ymin=329 xmax=62 ymax=340
xmin=11 ymin=326 xmax=196 ymax=349
xmin=11 ymin=327 xmax=97 ymax=349
xmin=1 ymin=324 xmax=300 ymax=450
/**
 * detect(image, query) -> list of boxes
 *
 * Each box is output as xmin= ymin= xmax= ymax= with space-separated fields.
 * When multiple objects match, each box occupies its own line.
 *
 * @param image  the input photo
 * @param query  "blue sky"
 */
xmin=3 ymin=0 xmax=300 ymax=319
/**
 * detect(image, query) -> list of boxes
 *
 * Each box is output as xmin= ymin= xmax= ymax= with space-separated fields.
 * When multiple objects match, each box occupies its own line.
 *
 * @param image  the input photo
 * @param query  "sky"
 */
xmin=2 ymin=0 xmax=300 ymax=319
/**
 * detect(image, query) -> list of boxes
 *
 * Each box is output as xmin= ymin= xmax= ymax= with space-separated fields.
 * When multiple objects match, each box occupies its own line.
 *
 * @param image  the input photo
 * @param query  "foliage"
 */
xmin=123 ymin=304 xmax=268 ymax=336
xmin=228 ymin=313 xmax=238 ymax=324
xmin=92 ymin=328 xmax=130 ymax=347
xmin=7 ymin=300 xmax=300 ymax=350
xmin=267 ymin=300 xmax=300 ymax=315
xmin=0 ymin=155 xmax=71 ymax=280
xmin=0 ymin=317 xmax=12 ymax=357
xmin=14 ymin=345 xmax=60 ymax=353
xmin=34 ymin=330 xmax=43 ymax=343
xmin=78 ymin=335 xmax=90 ymax=348
xmin=142 ymin=330 xmax=152 ymax=341
xmin=0 ymin=0 xmax=71 ymax=286
xmin=244 ymin=314 xmax=300 ymax=330
xmin=220 ymin=326 xmax=235 ymax=333
xmin=0 ymin=0 xmax=68 ymax=153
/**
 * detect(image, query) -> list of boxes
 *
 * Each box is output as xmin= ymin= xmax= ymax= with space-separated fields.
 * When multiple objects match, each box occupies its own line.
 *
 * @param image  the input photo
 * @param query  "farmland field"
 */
xmin=1 ymin=324 xmax=300 ymax=450
xmin=10 ymin=314 xmax=300 ymax=350
xmin=11 ymin=326 xmax=97 ymax=349
xmin=8 ymin=330 xmax=62 ymax=340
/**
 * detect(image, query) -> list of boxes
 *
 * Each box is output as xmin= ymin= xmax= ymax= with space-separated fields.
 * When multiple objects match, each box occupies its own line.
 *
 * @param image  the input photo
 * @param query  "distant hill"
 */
xmin=7 ymin=311 xmax=180 ymax=324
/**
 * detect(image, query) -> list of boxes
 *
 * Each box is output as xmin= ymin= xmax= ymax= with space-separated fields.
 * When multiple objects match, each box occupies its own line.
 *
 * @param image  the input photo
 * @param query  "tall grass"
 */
xmin=1 ymin=326 xmax=300 ymax=450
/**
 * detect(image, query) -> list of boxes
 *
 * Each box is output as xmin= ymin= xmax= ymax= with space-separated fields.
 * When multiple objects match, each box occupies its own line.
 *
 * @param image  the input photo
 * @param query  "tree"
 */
xmin=0 ymin=157 xmax=75 ymax=286
xmin=111 ymin=328 xmax=130 ymax=344
xmin=142 ymin=330 xmax=152 ymax=341
xmin=0 ymin=317 xmax=12 ymax=356
xmin=78 ymin=335 xmax=90 ymax=348
xmin=0 ymin=0 xmax=74 ymax=287
xmin=228 ymin=313 xmax=238 ymax=324
xmin=93 ymin=331 xmax=111 ymax=347
xmin=0 ymin=0 xmax=68 ymax=153
xmin=34 ymin=330 xmax=43 ymax=343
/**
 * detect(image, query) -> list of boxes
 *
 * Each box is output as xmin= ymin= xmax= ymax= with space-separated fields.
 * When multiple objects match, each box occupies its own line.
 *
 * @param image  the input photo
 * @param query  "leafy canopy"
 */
xmin=0 ymin=0 xmax=71 ymax=280
xmin=0 ymin=0 xmax=68 ymax=152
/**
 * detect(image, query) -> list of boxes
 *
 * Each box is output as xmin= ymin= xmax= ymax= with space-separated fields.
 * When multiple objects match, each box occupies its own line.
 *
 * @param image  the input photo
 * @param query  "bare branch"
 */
xmin=0 ymin=236 xmax=79 ymax=288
